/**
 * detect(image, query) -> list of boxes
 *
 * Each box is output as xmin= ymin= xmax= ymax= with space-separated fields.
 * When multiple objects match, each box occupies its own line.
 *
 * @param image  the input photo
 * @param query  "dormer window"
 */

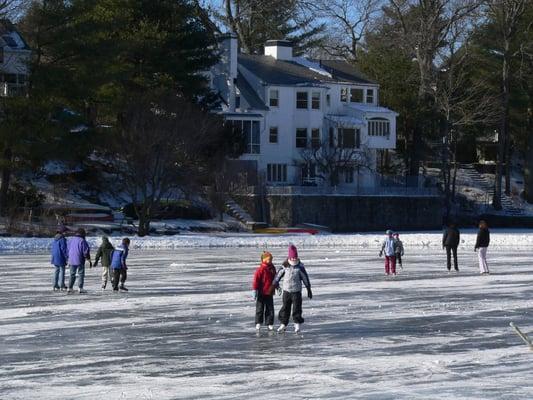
xmin=350 ymin=88 xmax=364 ymax=103
xmin=269 ymin=89 xmax=279 ymax=107
xmin=366 ymin=89 xmax=374 ymax=104
xmin=369 ymin=118 xmax=390 ymax=137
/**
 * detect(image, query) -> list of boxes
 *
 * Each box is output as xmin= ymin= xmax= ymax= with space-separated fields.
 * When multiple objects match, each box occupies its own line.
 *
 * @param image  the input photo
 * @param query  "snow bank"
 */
xmin=1 ymin=229 xmax=532 ymax=252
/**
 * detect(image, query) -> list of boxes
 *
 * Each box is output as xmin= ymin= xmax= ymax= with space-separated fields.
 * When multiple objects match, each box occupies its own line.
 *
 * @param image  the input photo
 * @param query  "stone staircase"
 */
xmin=460 ymin=164 xmax=523 ymax=216
xmin=225 ymin=198 xmax=267 ymax=230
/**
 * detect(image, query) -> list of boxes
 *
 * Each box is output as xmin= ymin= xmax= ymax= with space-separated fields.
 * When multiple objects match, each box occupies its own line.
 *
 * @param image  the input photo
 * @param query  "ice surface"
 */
xmin=1 ymin=238 xmax=532 ymax=399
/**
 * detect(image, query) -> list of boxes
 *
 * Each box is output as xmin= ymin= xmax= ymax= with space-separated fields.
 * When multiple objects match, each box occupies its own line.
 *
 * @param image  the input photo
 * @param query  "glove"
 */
xmin=252 ymin=290 xmax=257 ymax=300
xmin=94 ymin=261 xmax=98 ymax=267
xmin=307 ymin=287 xmax=313 ymax=299
xmin=276 ymin=287 xmax=282 ymax=296
xmin=89 ymin=260 xmax=93 ymax=268
xmin=379 ymin=251 xmax=383 ymax=257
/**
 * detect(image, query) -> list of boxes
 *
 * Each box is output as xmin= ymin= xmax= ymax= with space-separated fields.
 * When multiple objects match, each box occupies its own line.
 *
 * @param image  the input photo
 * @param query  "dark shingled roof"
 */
xmin=316 ymin=60 xmax=376 ymax=84
xmin=0 ymin=19 xmax=30 ymax=50
xmin=238 ymin=53 xmax=375 ymax=86
xmin=236 ymin=71 xmax=268 ymax=110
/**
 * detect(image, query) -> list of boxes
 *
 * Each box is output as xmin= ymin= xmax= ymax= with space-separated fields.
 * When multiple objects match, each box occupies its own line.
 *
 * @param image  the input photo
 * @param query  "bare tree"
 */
xmin=299 ymin=137 xmax=373 ymax=188
xmin=386 ymin=0 xmax=484 ymax=180
xmin=435 ymin=23 xmax=500 ymax=219
xmin=310 ymin=0 xmax=382 ymax=61
xmin=109 ymin=92 xmax=234 ymax=236
xmin=486 ymin=0 xmax=529 ymax=209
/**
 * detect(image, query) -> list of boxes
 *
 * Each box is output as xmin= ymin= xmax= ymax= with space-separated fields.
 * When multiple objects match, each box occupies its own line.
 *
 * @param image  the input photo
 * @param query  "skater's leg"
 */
xmin=452 ymin=247 xmax=458 ymax=271
xmin=255 ymin=295 xmax=265 ymax=324
xmin=68 ymin=265 xmax=78 ymax=289
xmin=291 ymin=292 xmax=304 ymax=324
xmin=446 ymin=247 xmax=452 ymax=270
xmin=120 ymin=269 xmax=127 ymax=287
xmin=384 ymin=257 xmax=390 ymax=275
xmin=479 ymin=247 xmax=489 ymax=273
xmin=102 ymin=267 xmax=109 ymax=287
xmin=53 ymin=265 xmax=60 ymax=289
xmin=59 ymin=265 xmax=66 ymax=288
xmin=390 ymin=256 xmax=397 ymax=275
xmin=264 ymin=295 xmax=274 ymax=326
xmin=112 ymin=269 xmax=120 ymax=290
xmin=278 ymin=291 xmax=292 ymax=325
xmin=78 ymin=264 xmax=85 ymax=289
xmin=397 ymin=254 xmax=402 ymax=267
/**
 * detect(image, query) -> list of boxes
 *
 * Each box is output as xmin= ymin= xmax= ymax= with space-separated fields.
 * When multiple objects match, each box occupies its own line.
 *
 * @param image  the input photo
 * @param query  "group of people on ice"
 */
xmin=252 ymin=244 xmax=312 ymax=333
xmin=50 ymin=226 xmax=131 ymax=293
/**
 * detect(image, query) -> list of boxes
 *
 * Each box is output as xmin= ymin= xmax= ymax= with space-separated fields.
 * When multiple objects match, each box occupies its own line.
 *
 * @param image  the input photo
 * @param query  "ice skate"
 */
xmin=67 ymin=288 xmax=74 ymax=294
xmin=277 ymin=324 xmax=286 ymax=333
xmin=294 ymin=323 xmax=301 ymax=333
xmin=78 ymin=288 xmax=87 ymax=294
xmin=255 ymin=323 xmax=261 ymax=330
xmin=268 ymin=325 xmax=274 ymax=331
xmin=119 ymin=285 xmax=128 ymax=292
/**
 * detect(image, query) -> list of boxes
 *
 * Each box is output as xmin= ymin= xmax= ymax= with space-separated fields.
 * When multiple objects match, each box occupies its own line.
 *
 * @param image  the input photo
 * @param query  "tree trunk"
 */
xmin=0 ymin=147 xmax=13 ymax=216
xmin=525 ymin=103 xmax=533 ymax=203
xmin=137 ymin=213 xmax=151 ymax=237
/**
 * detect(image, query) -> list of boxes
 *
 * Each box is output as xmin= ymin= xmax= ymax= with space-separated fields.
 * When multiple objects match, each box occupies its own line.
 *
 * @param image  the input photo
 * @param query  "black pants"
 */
xmin=112 ymin=268 xmax=127 ymax=290
xmin=279 ymin=291 xmax=304 ymax=325
xmin=445 ymin=246 xmax=459 ymax=270
xmin=396 ymin=253 xmax=402 ymax=266
xmin=255 ymin=294 xmax=274 ymax=325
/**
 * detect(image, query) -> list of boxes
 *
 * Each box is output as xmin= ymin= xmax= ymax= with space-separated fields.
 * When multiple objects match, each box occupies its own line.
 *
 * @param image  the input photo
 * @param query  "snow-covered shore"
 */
xmin=1 ymin=229 xmax=532 ymax=252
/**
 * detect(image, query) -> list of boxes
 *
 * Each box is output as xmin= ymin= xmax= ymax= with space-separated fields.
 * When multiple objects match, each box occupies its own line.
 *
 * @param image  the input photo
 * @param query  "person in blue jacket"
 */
xmin=111 ymin=238 xmax=130 ymax=292
xmin=50 ymin=226 xmax=68 ymax=291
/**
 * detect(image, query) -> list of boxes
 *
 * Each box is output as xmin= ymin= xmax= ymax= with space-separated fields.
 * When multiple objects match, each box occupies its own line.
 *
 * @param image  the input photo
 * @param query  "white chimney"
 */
xmin=264 ymin=40 xmax=293 ymax=61
xmin=220 ymin=33 xmax=238 ymax=111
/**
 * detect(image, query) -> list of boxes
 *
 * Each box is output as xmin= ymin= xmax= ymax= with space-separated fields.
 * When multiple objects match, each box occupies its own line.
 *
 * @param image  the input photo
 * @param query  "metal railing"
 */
xmin=265 ymin=185 xmax=440 ymax=196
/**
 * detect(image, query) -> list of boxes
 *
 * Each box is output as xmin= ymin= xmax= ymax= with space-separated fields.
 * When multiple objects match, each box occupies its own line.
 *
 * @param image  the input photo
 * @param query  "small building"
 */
xmin=211 ymin=35 xmax=399 ymax=192
xmin=0 ymin=19 xmax=30 ymax=97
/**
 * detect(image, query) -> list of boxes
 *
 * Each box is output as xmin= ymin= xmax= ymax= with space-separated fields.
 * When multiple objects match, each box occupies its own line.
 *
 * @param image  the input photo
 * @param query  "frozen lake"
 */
xmin=1 ymin=243 xmax=533 ymax=399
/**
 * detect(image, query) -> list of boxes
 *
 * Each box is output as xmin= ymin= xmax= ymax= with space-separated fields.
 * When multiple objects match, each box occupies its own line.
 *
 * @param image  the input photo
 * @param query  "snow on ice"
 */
xmin=0 ymin=232 xmax=533 ymax=399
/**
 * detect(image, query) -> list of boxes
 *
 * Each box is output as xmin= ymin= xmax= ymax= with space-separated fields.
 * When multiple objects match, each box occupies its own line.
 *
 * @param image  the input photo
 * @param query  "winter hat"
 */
xmin=261 ymin=251 xmax=273 ymax=262
xmin=56 ymin=225 xmax=67 ymax=234
xmin=288 ymin=244 xmax=298 ymax=260
xmin=393 ymin=232 xmax=399 ymax=238
xmin=386 ymin=230 xmax=393 ymax=235
xmin=76 ymin=228 xmax=86 ymax=238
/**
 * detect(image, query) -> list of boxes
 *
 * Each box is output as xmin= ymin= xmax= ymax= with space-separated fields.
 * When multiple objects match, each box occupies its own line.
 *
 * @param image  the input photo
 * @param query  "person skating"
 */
xmin=252 ymin=251 xmax=277 ymax=331
xmin=475 ymin=220 xmax=490 ymax=275
xmin=50 ymin=226 xmax=68 ymax=291
xmin=393 ymin=233 xmax=404 ymax=269
xmin=67 ymin=228 xmax=92 ymax=294
xmin=111 ymin=238 xmax=130 ymax=292
xmin=380 ymin=230 xmax=397 ymax=275
xmin=273 ymin=244 xmax=312 ymax=333
xmin=94 ymin=236 xmax=115 ymax=290
xmin=442 ymin=223 xmax=460 ymax=272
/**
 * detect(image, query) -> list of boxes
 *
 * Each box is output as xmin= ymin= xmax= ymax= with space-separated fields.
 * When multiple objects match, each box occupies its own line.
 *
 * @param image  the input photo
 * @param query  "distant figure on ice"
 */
xmin=94 ymin=236 xmax=115 ymax=290
xmin=252 ymin=251 xmax=277 ymax=331
xmin=111 ymin=238 xmax=130 ymax=292
xmin=274 ymin=245 xmax=312 ymax=333
xmin=380 ymin=230 xmax=398 ymax=275
xmin=50 ymin=226 xmax=68 ymax=291
xmin=442 ymin=223 xmax=460 ymax=272
xmin=475 ymin=220 xmax=490 ymax=275
xmin=393 ymin=233 xmax=404 ymax=269
xmin=67 ymin=228 xmax=92 ymax=294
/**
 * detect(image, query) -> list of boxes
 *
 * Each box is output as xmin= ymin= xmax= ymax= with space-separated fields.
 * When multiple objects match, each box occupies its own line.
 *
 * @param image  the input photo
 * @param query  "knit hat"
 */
xmin=56 ymin=225 xmax=67 ymax=234
xmin=393 ymin=232 xmax=399 ymax=237
xmin=288 ymin=244 xmax=298 ymax=260
xmin=76 ymin=228 xmax=86 ymax=237
xmin=386 ymin=230 xmax=393 ymax=235
xmin=261 ymin=251 xmax=272 ymax=262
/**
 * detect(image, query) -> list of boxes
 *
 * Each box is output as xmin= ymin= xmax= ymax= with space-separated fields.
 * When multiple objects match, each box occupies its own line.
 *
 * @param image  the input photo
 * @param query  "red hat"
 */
xmin=288 ymin=244 xmax=298 ymax=260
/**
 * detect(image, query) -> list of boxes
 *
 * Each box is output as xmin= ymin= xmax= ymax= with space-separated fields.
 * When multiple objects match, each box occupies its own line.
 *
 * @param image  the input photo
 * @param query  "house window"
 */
xmin=329 ymin=127 xmax=335 ymax=147
xmin=350 ymin=88 xmax=364 ymax=103
xmin=326 ymin=94 xmax=331 ymax=107
xmin=269 ymin=127 xmax=278 ymax=143
xmin=366 ymin=89 xmax=374 ymax=104
xmin=311 ymin=129 xmax=320 ymax=149
xmin=269 ymin=89 xmax=279 ymax=107
xmin=339 ymin=128 xmax=357 ymax=148
xmin=311 ymin=92 xmax=320 ymax=109
xmin=267 ymin=164 xmax=287 ymax=183
xmin=231 ymin=120 xmax=260 ymax=154
xmin=344 ymin=167 xmax=354 ymax=183
xmin=235 ymin=95 xmax=241 ymax=109
xmin=340 ymin=87 xmax=348 ymax=102
xmin=369 ymin=118 xmax=390 ymax=137
xmin=302 ymin=163 xmax=316 ymax=184
xmin=296 ymin=128 xmax=307 ymax=148
xmin=296 ymin=91 xmax=308 ymax=109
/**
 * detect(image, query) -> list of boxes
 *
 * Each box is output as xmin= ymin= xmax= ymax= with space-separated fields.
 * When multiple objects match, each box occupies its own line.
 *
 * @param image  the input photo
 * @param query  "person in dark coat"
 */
xmin=475 ymin=220 xmax=490 ymax=274
xmin=94 ymin=236 xmax=115 ymax=290
xmin=50 ymin=226 xmax=68 ymax=291
xmin=442 ymin=223 xmax=460 ymax=272
xmin=111 ymin=238 xmax=130 ymax=292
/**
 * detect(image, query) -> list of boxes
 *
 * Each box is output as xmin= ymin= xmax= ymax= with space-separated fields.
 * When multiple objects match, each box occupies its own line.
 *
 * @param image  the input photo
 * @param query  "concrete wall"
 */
xmin=236 ymin=194 xmax=443 ymax=232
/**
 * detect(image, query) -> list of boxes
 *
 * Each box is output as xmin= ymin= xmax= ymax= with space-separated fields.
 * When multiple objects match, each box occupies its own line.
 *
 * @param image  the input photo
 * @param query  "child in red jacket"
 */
xmin=252 ymin=251 xmax=277 ymax=331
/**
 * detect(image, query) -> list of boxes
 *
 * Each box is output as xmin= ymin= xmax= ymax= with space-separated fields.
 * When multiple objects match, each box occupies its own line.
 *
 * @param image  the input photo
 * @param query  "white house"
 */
xmin=0 ymin=19 xmax=30 ymax=97
xmin=211 ymin=34 xmax=398 ymax=190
